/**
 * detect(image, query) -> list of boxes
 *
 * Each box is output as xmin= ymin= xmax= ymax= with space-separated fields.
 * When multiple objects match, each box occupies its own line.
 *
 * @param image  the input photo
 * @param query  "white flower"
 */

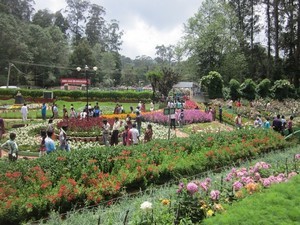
xmin=140 ymin=201 xmax=152 ymax=211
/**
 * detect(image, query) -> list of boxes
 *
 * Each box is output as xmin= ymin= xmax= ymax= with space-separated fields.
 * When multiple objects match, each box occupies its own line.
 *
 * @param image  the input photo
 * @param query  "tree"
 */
xmin=85 ymin=3 xmax=106 ymax=47
xmin=54 ymin=10 xmax=69 ymax=35
xmin=104 ymin=19 xmax=123 ymax=52
xmin=158 ymin=67 xmax=180 ymax=97
xmin=146 ymin=70 xmax=162 ymax=99
xmin=69 ymin=38 xmax=95 ymax=68
xmin=65 ymin=0 xmax=90 ymax=44
xmin=256 ymin=78 xmax=272 ymax=98
xmin=0 ymin=0 xmax=34 ymax=21
xmin=229 ymin=79 xmax=241 ymax=100
xmin=32 ymin=9 xmax=54 ymax=28
xmin=200 ymin=71 xmax=224 ymax=99
xmin=240 ymin=78 xmax=257 ymax=100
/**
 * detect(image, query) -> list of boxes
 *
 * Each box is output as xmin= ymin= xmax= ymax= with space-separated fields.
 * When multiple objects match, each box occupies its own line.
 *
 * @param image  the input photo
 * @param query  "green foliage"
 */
xmin=271 ymin=79 xmax=294 ymax=100
xmin=203 ymin=175 xmax=300 ymax=225
xmin=229 ymin=79 xmax=241 ymax=100
xmin=201 ymin=71 xmax=224 ymax=99
xmin=256 ymin=78 xmax=272 ymax=98
xmin=240 ymin=79 xmax=257 ymax=100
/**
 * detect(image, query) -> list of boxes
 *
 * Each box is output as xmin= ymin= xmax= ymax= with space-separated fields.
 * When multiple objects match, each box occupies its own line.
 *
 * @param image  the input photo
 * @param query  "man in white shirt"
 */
xmin=129 ymin=123 xmax=139 ymax=145
xmin=21 ymin=103 xmax=28 ymax=121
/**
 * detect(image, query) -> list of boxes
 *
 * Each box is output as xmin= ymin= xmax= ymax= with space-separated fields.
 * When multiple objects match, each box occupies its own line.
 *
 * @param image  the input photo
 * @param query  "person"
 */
xmin=135 ymin=111 xmax=142 ymax=134
xmin=110 ymin=117 xmax=121 ymax=146
xmin=263 ymin=117 xmax=271 ymax=129
xmin=59 ymin=126 xmax=68 ymax=150
xmin=281 ymin=115 xmax=287 ymax=131
xmin=39 ymin=130 xmax=47 ymax=157
xmin=287 ymin=116 xmax=294 ymax=135
xmin=70 ymin=107 xmax=77 ymax=118
xmin=47 ymin=119 xmax=56 ymax=140
xmin=41 ymin=103 xmax=47 ymax=120
xmin=1 ymin=132 xmax=18 ymax=161
xmin=272 ymin=114 xmax=282 ymax=133
xmin=126 ymin=114 xmax=132 ymax=129
xmin=129 ymin=123 xmax=139 ymax=145
xmin=94 ymin=102 xmax=100 ymax=117
xmin=62 ymin=105 xmax=67 ymax=119
xmin=144 ymin=124 xmax=153 ymax=143
xmin=21 ymin=103 xmax=28 ymax=121
xmin=150 ymin=101 xmax=154 ymax=111
xmin=141 ymin=102 xmax=146 ymax=112
xmin=218 ymin=105 xmax=223 ymax=123
xmin=45 ymin=130 xmax=56 ymax=154
xmin=235 ymin=114 xmax=242 ymax=129
xmin=227 ymin=99 xmax=233 ymax=109
xmin=102 ymin=119 xmax=111 ymax=146
xmin=122 ymin=125 xmax=130 ymax=146
xmin=130 ymin=106 xmax=134 ymax=113
xmin=53 ymin=104 xmax=58 ymax=119
xmin=178 ymin=109 xmax=184 ymax=128
xmin=170 ymin=109 xmax=176 ymax=130
xmin=254 ymin=117 xmax=261 ymax=128
xmin=0 ymin=118 xmax=5 ymax=140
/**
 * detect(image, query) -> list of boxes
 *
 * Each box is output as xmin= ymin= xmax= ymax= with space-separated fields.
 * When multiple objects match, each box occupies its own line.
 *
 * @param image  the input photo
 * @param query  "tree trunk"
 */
xmin=266 ymin=0 xmax=272 ymax=78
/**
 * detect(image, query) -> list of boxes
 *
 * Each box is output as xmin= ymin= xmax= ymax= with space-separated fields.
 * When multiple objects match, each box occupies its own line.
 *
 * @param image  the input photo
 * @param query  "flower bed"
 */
xmin=142 ymin=109 xmax=212 ymax=125
xmin=0 ymin=129 xmax=291 ymax=224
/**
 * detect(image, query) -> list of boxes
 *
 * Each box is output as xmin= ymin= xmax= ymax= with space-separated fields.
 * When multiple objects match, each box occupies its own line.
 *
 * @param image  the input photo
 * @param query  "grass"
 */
xmin=203 ymin=175 xmax=300 ymax=225
xmin=0 ymin=99 xmax=149 ymax=120
xmin=38 ymin=146 xmax=300 ymax=225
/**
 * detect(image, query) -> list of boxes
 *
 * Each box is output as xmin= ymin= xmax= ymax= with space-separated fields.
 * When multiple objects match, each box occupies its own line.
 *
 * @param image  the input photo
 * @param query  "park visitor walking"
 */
xmin=144 ymin=124 xmax=153 ymax=143
xmin=21 ymin=103 xmax=28 ymax=121
xmin=41 ymin=103 xmax=47 ymax=120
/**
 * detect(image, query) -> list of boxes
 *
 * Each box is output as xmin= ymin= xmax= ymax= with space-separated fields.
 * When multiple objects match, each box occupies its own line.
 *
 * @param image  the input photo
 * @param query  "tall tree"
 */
xmin=54 ymin=10 xmax=69 ymax=35
xmin=0 ymin=0 xmax=34 ymax=21
xmin=65 ymin=0 xmax=90 ymax=44
xmin=32 ymin=9 xmax=54 ymax=28
xmin=85 ymin=3 xmax=106 ymax=47
xmin=104 ymin=19 xmax=123 ymax=52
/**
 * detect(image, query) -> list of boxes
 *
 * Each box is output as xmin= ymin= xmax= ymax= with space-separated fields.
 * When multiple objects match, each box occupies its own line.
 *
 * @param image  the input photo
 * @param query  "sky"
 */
xmin=34 ymin=0 xmax=203 ymax=59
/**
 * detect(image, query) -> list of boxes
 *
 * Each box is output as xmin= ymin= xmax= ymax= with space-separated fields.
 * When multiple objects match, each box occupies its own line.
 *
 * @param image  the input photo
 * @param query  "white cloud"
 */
xmin=34 ymin=0 xmax=202 ymax=59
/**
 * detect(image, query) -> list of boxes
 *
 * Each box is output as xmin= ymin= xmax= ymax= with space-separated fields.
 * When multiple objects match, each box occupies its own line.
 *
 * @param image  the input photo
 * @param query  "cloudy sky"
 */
xmin=34 ymin=0 xmax=203 ymax=59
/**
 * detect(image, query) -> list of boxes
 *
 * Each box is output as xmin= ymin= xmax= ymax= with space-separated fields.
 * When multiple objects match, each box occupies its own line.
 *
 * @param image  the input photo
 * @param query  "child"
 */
xmin=39 ymin=130 xmax=47 ymax=157
xmin=1 ymin=133 xmax=18 ymax=161
xmin=0 ymin=118 xmax=5 ymax=140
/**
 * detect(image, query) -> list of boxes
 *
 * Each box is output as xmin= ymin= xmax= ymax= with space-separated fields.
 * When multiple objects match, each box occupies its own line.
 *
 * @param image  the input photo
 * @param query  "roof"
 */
xmin=173 ymin=82 xmax=195 ymax=88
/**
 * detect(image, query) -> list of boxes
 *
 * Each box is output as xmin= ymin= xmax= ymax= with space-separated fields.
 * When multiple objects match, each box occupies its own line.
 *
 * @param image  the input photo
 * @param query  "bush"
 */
xmin=256 ymin=78 xmax=272 ymax=98
xmin=201 ymin=71 xmax=224 ymax=99
xmin=240 ymin=79 xmax=257 ymax=100
xmin=271 ymin=79 xmax=294 ymax=100
xmin=229 ymin=79 xmax=241 ymax=100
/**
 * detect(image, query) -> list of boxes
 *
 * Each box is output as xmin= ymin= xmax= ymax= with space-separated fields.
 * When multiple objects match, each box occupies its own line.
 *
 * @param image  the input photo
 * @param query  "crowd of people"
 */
xmin=0 ymin=96 xmax=297 ymax=161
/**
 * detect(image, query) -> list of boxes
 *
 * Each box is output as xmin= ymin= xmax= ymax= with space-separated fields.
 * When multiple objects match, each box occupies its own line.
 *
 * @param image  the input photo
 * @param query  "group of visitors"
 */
xmin=102 ymin=104 xmax=154 ymax=147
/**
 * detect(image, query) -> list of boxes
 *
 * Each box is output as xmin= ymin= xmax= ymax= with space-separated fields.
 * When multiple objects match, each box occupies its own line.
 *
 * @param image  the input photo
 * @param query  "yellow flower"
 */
xmin=213 ymin=203 xmax=224 ymax=212
xmin=161 ymin=199 xmax=170 ymax=205
xmin=235 ymin=190 xmax=244 ymax=199
xmin=245 ymin=182 xmax=258 ymax=194
xmin=206 ymin=209 xmax=214 ymax=217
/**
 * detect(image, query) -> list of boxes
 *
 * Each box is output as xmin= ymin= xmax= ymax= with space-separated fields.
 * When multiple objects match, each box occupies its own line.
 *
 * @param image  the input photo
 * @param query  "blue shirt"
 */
xmin=41 ymin=104 xmax=46 ymax=114
xmin=45 ymin=137 xmax=56 ymax=153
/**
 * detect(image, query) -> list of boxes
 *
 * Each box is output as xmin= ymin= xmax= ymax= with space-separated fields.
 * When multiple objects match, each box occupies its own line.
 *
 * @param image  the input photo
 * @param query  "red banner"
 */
xmin=60 ymin=78 xmax=90 ymax=85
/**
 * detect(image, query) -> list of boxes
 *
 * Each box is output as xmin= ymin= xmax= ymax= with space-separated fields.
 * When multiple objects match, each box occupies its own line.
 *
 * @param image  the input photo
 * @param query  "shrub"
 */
xmin=271 ymin=79 xmax=294 ymax=100
xmin=256 ymin=78 xmax=272 ymax=98
xmin=240 ymin=79 xmax=257 ymax=100
xmin=229 ymin=79 xmax=241 ymax=100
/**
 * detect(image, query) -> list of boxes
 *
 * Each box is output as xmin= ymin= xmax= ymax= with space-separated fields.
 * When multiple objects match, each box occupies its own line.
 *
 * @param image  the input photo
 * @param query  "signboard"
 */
xmin=60 ymin=78 xmax=90 ymax=85
xmin=163 ymin=108 xmax=175 ymax=115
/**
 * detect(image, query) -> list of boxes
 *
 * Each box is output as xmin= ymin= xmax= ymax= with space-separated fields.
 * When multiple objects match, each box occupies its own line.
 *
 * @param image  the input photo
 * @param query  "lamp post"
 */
xmin=76 ymin=65 xmax=98 ymax=119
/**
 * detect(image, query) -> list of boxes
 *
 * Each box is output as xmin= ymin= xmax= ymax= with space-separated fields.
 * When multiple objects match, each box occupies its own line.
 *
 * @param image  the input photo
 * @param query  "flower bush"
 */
xmin=142 ymin=109 xmax=212 ymax=125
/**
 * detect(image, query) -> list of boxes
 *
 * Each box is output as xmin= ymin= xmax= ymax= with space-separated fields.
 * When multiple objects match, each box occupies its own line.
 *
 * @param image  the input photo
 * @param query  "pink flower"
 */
xmin=186 ymin=182 xmax=199 ymax=195
xmin=233 ymin=181 xmax=243 ymax=191
xmin=295 ymin=154 xmax=300 ymax=160
xmin=199 ymin=181 xmax=208 ymax=191
xmin=210 ymin=190 xmax=220 ymax=201
xmin=177 ymin=182 xmax=184 ymax=193
xmin=261 ymin=178 xmax=271 ymax=187
xmin=288 ymin=172 xmax=297 ymax=179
